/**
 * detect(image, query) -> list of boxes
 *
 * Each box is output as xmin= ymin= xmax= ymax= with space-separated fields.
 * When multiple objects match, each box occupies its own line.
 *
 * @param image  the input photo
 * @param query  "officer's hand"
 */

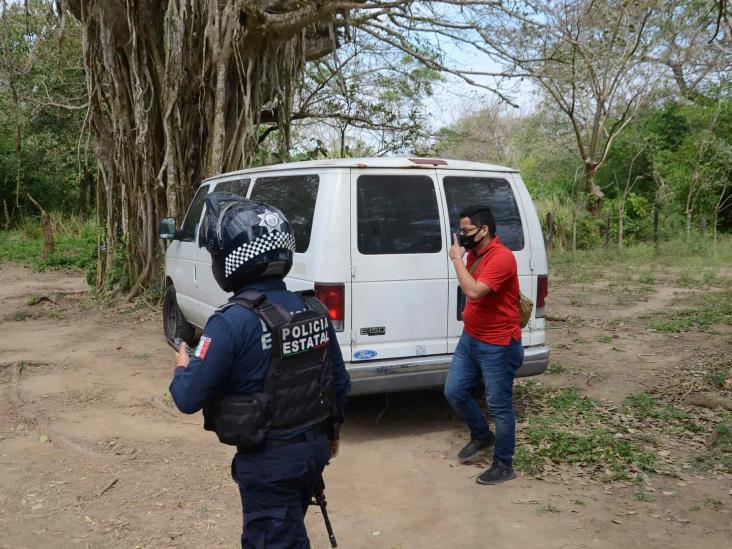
xmin=449 ymin=234 xmax=466 ymax=261
xmin=329 ymin=439 xmax=340 ymax=459
xmin=175 ymin=343 xmax=190 ymax=369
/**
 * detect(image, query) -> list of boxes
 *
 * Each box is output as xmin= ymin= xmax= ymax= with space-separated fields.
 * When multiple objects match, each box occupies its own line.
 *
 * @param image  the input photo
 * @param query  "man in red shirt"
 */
xmin=444 ymin=206 xmax=524 ymax=484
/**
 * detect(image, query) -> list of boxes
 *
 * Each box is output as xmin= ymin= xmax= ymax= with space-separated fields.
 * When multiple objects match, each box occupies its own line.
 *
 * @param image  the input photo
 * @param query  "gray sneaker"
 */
xmin=457 ymin=434 xmax=495 ymax=463
xmin=476 ymin=460 xmax=516 ymax=485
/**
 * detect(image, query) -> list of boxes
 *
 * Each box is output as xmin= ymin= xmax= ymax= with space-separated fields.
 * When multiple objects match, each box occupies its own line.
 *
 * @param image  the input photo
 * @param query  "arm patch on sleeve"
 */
xmin=195 ymin=336 xmax=212 ymax=360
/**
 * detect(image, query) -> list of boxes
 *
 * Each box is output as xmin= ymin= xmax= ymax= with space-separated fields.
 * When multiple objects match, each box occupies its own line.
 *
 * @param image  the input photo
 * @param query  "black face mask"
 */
xmin=459 ymin=230 xmax=484 ymax=250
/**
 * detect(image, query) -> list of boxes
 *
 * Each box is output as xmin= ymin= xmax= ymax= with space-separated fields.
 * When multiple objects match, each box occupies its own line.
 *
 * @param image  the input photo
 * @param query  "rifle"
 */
xmin=311 ymin=474 xmax=337 ymax=548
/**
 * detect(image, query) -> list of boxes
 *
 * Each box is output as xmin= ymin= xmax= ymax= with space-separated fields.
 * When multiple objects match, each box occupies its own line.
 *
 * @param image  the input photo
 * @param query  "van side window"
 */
xmin=443 ymin=177 xmax=525 ymax=251
xmin=180 ymin=184 xmax=210 ymax=241
xmin=357 ymin=175 xmax=442 ymax=255
xmin=214 ymin=179 xmax=250 ymax=196
xmin=250 ymin=175 xmax=319 ymax=253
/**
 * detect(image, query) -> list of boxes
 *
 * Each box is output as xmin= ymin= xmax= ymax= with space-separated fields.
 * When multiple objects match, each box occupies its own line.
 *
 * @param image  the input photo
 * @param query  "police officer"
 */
xmin=169 ymin=192 xmax=350 ymax=548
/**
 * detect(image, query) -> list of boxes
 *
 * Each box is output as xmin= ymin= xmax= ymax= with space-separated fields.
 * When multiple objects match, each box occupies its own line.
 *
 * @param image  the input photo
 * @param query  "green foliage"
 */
xmin=646 ymin=289 xmax=732 ymax=333
xmin=0 ymin=216 xmax=98 ymax=273
xmin=704 ymin=360 xmax=732 ymax=388
xmin=548 ymin=387 xmax=601 ymax=412
xmin=0 ymin=1 xmax=90 ymax=223
xmin=513 ymin=383 xmax=658 ymax=479
xmin=623 ymin=393 xmax=697 ymax=427
xmin=516 ymin=417 xmax=657 ymax=478
xmin=550 ymin=235 xmax=732 ymax=284
xmin=437 ymin=90 xmax=732 ymax=250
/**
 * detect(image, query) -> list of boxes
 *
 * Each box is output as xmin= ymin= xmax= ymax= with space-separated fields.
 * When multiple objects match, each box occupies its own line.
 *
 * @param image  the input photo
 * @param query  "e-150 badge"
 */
xmin=360 ymin=326 xmax=386 ymax=336
xmin=280 ymin=316 xmax=329 ymax=357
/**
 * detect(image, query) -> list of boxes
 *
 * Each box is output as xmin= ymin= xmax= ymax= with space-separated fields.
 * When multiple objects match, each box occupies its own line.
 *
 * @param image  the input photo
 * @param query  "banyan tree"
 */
xmin=63 ymin=1 xmax=401 ymax=297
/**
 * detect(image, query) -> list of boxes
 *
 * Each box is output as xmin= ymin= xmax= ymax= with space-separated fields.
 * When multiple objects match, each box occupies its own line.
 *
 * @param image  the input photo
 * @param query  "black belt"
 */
xmin=237 ymin=424 xmax=324 ymax=453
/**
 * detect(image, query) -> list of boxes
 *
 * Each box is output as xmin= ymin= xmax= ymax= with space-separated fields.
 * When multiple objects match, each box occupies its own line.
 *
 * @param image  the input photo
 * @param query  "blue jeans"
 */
xmin=444 ymin=332 xmax=524 ymax=466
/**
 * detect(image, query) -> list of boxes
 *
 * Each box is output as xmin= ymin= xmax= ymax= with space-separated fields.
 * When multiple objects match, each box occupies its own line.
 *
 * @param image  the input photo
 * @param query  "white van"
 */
xmin=160 ymin=157 xmax=549 ymax=395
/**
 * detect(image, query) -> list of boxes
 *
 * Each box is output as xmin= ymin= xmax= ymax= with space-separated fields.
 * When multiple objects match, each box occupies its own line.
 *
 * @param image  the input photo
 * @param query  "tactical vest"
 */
xmin=203 ymin=289 xmax=335 ymax=448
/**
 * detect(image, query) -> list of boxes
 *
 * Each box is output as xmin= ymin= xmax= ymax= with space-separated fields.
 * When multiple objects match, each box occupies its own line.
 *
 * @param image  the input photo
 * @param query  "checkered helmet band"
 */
xmin=224 ymin=232 xmax=296 ymax=278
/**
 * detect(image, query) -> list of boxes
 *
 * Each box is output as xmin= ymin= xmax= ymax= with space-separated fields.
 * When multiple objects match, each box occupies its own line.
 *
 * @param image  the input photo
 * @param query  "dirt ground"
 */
xmin=1 ymin=261 xmax=731 ymax=549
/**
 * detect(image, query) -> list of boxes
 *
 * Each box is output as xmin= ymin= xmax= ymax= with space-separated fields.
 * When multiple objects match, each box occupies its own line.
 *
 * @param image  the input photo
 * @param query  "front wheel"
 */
xmin=163 ymin=285 xmax=196 ymax=346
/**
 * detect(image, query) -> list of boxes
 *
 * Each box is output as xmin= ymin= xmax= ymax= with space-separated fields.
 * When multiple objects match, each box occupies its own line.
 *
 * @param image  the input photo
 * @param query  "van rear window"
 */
xmin=443 ymin=177 xmax=525 ymax=251
xmin=357 ymin=175 xmax=442 ymax=255
xmin=249 ymin=175 xmax=319 ymax=253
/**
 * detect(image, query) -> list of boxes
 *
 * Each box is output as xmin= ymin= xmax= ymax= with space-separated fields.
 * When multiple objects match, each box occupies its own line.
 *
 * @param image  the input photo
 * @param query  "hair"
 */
xmin=459 ymin=206 xmax=496 ymax=237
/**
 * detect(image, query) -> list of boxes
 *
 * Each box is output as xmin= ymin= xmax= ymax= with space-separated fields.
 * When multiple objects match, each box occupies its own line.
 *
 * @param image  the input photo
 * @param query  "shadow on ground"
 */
xmin=344 ymin=388 xmax=462 ymax=441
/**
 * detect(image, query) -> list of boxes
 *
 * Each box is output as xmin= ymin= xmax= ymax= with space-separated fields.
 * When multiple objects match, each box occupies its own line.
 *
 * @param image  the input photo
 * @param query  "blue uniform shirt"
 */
xmin=169 ymin=277 xmax=351 ymax=436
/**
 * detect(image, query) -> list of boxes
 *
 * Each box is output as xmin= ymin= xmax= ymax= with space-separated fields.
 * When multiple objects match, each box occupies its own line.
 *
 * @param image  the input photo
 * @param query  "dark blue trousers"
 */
xmin=231 ymin=429 xmax=330 ymax=549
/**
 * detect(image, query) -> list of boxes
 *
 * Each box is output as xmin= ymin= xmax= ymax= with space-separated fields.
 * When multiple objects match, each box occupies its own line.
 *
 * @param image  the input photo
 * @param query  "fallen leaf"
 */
xmin=39 ymin=435 xmax=49 ymax=444
xmin=612 ymin=519 xmax=623 ymax=524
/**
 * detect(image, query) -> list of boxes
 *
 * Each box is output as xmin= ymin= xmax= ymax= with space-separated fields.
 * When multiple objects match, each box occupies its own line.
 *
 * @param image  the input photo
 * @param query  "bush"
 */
xmin=0 ymin=215 xmax=99 ymax=274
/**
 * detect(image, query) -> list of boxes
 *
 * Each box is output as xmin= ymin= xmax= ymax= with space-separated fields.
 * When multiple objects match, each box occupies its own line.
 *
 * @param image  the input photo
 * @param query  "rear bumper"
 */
xmin=348 ymin=345 xmax=550 ymax=396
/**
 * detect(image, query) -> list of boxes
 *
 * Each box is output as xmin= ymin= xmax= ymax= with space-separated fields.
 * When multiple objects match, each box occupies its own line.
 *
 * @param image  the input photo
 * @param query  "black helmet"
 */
xmin=198 ymin=192 xmax=295 ymax=292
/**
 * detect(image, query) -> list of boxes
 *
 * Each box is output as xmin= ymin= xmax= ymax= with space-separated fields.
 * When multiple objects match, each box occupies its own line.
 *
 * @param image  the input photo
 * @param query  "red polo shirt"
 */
xmin=462 ymin=235 xmax=522 ymax=346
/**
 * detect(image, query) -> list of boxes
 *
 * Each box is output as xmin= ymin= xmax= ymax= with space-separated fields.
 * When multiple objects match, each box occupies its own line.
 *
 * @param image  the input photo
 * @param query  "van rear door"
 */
xmin=436 ymin=171 xmax=532 ymax=352
xmin=350 ymin=169 xmax=449 ymax=362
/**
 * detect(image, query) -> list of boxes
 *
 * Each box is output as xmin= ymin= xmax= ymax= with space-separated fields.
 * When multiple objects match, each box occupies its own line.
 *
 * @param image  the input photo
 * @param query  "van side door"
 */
xmin=436 ymin=171 xmax=532 ymax=352
xmin=350 ymin=169 xmax=449 ymax=362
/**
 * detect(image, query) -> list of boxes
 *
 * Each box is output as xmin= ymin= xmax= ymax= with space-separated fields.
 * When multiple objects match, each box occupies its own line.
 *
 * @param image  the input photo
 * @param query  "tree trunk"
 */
xmin=27 ymin=194 xmax=54 ymax=261
xmin=686 ymin=211 xmax=692 ymax=241
xmin=11 ymin=85 xmax=22 ymax=211
xmin=584 ymin=160 xmax=605 ymax=209
xmin=79 ymin=173 xmax=88 ymax=216
xmin=544 ymin=211 xmax=554 ymax=252
xmin=339 ymin=125 xmax=347 ymax=158
xmin=65 ymin=0 xmax=356 ymax=295
xmin=3 ymin=199 xmax=10 ymax=230
xmin=617 ymin=207 xmax=624 ymax=252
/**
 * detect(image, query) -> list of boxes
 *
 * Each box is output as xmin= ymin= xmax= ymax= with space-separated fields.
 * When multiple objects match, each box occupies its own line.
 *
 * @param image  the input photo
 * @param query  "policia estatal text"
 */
xmin=169 ymin=193 xmax=351 ymax=548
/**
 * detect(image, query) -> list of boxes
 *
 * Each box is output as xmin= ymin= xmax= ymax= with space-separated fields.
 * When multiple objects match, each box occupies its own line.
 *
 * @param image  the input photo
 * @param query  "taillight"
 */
xmin=314 ymin=283 xmax=345 ymax=332
xmin=536 ymin=275 xmax=548 ymax=318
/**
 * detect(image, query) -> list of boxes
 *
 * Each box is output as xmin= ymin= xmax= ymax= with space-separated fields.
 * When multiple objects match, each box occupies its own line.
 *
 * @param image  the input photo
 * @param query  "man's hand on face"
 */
xmin=175 ymin=342 xmax=190 ymax=369
xmin=449 ymin=233 xmax=466 ymax=260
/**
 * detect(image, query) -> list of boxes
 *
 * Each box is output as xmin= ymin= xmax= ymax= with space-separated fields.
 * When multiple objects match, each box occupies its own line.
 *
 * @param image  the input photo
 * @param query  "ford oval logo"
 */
xmin=353 ymin=350 xmax=377 ymax=360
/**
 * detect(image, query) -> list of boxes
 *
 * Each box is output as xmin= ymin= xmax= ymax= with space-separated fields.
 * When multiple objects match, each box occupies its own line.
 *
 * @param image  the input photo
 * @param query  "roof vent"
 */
xmin=409 ymin=158 xmax=448 ymax=166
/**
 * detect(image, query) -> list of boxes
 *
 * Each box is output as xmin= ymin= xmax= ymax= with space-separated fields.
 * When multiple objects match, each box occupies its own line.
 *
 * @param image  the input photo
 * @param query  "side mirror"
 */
xmin=159 ymin=217 xmax=177 ymax=239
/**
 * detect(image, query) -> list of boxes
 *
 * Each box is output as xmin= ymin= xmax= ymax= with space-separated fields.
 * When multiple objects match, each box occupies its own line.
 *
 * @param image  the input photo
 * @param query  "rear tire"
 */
xmin=163 ymin=285 xmax=196 ymax=346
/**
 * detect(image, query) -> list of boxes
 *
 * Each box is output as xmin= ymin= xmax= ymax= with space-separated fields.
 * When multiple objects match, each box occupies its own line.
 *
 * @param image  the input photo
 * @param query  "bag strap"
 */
xmin=228 ymin=290 xmax=290 ymax=330
xmin=468 ymin=252 xmax=487 ymax=275
xmin=296 ymin=289 xmax=329 ymax=317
